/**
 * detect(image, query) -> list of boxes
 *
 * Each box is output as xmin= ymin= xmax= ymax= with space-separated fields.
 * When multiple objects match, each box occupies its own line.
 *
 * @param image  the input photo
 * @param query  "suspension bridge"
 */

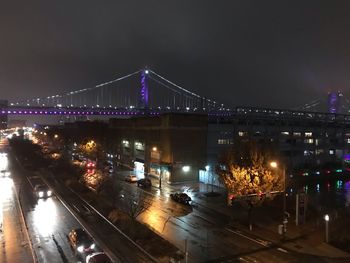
xmin=0 ymin=69 xmax=228 ymax=117
xmin=1 ymin=68 xmax=350 ymax=118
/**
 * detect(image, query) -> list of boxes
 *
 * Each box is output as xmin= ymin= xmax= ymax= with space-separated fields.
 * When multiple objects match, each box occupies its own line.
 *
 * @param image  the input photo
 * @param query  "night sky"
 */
xmin=1 ymin=1 xmax=350 ymax=109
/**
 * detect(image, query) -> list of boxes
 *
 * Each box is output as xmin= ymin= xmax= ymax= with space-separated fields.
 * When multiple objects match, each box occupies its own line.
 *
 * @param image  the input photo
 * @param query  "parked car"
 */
xmin=86 ymin=252 xmax=112 ymax=263
xmin=170 ymin=193 xmax=192 ymax=204
xmin=125 ymin=174 xmax=138 ymax=183
xmin=68 ymin=228 xmax=96 ymax=255
xmin=137 ymin=178 xmax=152 ymax=188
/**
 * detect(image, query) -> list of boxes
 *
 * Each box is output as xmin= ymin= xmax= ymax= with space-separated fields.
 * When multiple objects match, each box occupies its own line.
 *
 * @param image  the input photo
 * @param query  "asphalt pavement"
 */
xmin=114 ymin=170 xmax=318 ymax=262
xmin=0 ymin=140 xmax=35 ymax=263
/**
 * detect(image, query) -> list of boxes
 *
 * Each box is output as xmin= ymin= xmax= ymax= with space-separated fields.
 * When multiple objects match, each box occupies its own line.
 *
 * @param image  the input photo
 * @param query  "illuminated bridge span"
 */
xmin=1 ymin=107 xmax=161 ymax=116
xmin=2 ymin=69 xmax=229 ymax=116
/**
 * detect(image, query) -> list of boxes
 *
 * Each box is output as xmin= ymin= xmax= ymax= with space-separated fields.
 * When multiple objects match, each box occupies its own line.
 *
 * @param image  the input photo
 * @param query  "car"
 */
xmin=73 ymin=204 xmax=92 ymax=217
xmin=0 ymin=170 xmax=10 ymax=177
xmin=86 ymin=252 xmax=112 ymax=263
xmin=125 ymin=174 xmax=138 ymax=183
xmin=170 ymin=192 xmax=192 ymax=204
xmin=34 ymin=184 xmax=52 ymax=198
xmin=68 ymin=228 xmax=96 ymax=255
xmin=137 ymin=178 xmax=152 ymax=188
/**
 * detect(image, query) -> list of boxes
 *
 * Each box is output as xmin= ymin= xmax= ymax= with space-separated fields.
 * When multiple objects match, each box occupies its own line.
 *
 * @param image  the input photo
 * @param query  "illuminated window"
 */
xmin=122 ymin=140 xmax=129 ymax=147
xmin=329 ymin=150 xmax=335 ymax=155
xmin=347 ymin=138 xmax=350 ymax=144
xmin=304 ymin=139 xmax=314 ymax=144
xmin=134 ymin=141 xmax=144 ymax=150
xmin=293 ymin=132 xmax=301 ymax=137
xmin=218 ymin=139 xmax=233 ymax=145
xmin=238 ymin=131 xmax=247 ymax=137
xmin=281 ymin=131 xmax=289 ymax=136
xmin=305 ymin=132 xmax=312 ymax=137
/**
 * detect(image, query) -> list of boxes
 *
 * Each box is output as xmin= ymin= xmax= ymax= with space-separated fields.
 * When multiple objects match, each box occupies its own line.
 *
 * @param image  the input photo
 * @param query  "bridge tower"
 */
xmin=139 ymin=69 xmax=149 ymax=109
xmin=328 ymin=91 xmax=343 ymax=114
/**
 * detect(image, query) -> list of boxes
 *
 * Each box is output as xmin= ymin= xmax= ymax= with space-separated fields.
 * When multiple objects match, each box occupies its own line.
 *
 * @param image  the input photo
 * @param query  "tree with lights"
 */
xmin=216 ymin=139 xmax=282 ymax=230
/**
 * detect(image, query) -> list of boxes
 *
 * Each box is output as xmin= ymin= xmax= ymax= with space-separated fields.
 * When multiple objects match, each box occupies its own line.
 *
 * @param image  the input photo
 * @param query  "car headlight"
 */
xmin=90 ymin=243 xmax=95 ymax=250
xmin=47 ymin=190 xmax=52 ymax=196
xmin=38 ymin=191 xmax=44 ymax=198
xmin=77 ymin=245 xmax=84 ymax=253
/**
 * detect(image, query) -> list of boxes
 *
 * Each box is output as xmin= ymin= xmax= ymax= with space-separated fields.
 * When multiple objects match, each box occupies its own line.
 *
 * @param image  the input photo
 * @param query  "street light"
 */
xmin=270 ymin=161 xmax=277 ymax=168
xmin=152 ymin=146 xmax=162 ymax=189
xmin=270 ymin=161 xmax=286 ymax=213
xmin=270 ymin=161 xmax=287 ymax=238
xmin=324 ymin=214 xmax=330 ymax=243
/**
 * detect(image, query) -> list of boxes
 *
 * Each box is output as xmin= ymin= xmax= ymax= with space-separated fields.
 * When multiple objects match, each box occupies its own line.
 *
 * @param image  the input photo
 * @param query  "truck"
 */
xmin=27 ymin=175 xmax=52 ymax=199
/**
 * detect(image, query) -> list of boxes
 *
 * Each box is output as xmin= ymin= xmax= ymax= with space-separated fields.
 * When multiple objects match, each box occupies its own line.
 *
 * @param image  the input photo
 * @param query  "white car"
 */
xmin=124 ymin=174 xmax=138 ymax=183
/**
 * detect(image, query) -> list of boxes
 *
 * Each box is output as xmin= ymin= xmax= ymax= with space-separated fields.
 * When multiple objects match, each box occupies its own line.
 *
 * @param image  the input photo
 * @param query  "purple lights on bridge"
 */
xmin=140 ymin=70 xmax=149 ymax=109
xmin=0 ymin=108 xmax=161 ymax=116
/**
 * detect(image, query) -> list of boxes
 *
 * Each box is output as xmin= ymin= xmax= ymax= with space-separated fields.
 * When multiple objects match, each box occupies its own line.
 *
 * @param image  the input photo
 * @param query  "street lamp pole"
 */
xmin=271 ymin=161 xmax=288 ymax=239
xmin=282 ymin=165 xmax=286 ymax=214
xmin=324 ymin=214 xmax=329 ymax=243
xmin=152 ymin=147 xmax=162 ymax=189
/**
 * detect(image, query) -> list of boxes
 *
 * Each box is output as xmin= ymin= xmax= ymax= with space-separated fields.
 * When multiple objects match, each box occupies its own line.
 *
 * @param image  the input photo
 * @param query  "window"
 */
xmin=315 ymin=139 xmax=321 ymax=146
xmin=134 ymin=141 xmax=144 ymax=150
xmin=218 ymin=139 xmax=233 ymax=145
xmin=281 ymin=131 xmax=290 ymax=136
xmin=329 ymin=150 xmax=335 ymax=155
xmin=293 ymin=132 xmax=301 ymax=137
xmin=304 ymin=139 xmax=314 ymax=144
xmin=122 ymin=140 xmax=129 ymax=147
xmin=346 ymin=138 xmax=350 ymax=144
xmin=305 ymin=132 xmax=312 ymax=137
xmin=238 ymin=131 xmax=247 ymax=137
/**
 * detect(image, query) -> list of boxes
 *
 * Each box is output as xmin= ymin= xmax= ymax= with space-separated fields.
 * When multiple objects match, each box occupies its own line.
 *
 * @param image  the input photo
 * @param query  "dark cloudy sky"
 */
xmin=1 ymin=1 xmax=350 ymax=109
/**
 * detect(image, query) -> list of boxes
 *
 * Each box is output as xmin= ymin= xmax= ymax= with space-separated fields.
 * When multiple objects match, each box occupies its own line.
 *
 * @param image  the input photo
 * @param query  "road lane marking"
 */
xmin=277 ymin=247 xmax=288 ymax=253
xmin=225 ymin=227 xmax=271 ymax=248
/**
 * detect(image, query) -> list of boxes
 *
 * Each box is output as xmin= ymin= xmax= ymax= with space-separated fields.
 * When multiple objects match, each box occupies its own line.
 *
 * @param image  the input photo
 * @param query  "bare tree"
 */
xmin=120 ymin=190 xmax=152 ymax=220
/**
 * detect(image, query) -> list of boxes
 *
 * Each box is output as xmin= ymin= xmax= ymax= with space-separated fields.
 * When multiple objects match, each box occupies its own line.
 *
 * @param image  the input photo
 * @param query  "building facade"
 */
xmin=207 ymin=107 xmax=350 ymax=178
xmin=109 ymin=113 xmax=208 ymax=183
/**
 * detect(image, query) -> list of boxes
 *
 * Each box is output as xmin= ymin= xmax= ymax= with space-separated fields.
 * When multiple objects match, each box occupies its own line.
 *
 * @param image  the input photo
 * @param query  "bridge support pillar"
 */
xmin=139 ymin=69 xmax=149 ymax=109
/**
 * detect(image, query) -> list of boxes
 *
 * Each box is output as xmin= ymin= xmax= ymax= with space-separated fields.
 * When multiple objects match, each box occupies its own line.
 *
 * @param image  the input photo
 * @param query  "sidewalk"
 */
xmin=152 ymin=178 xmax=350 ymax=259
xmin=0 ymin=180 xmax=35 ymax=263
